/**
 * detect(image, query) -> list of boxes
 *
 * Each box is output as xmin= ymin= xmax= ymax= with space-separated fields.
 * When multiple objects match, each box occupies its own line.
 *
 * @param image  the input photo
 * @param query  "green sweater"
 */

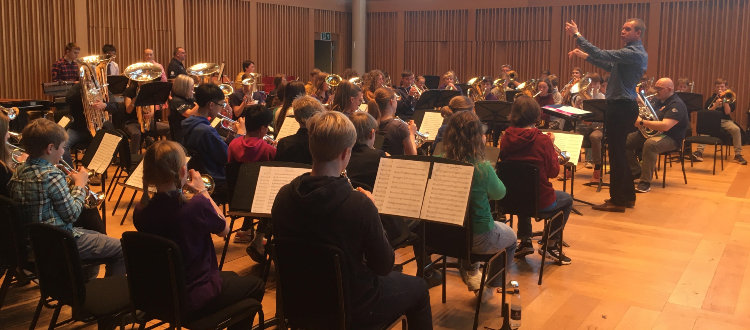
xmin=470 ymin=161 xmax=506 ymax=235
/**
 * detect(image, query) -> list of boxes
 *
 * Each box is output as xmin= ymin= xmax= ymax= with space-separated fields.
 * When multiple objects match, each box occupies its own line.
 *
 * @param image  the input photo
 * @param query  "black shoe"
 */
xmin=538 ymin=245 xmax=571 ymax=265
xmin=635 ymin=181 xmax=651 ymax=193
xmin=514 ymin=239 xmax=535 ymax=258
xmin=246 ymin=245 xmax=265 ymax=264
xmin=89 ymin=175 xmax=101 ymax=186
xmin=736 ymin=155 xmax=747 ymax=165
xmin=423 ymin=269 xmax=443 ymax=289
xmin=691 ymin=151 xmax=704 ymax=162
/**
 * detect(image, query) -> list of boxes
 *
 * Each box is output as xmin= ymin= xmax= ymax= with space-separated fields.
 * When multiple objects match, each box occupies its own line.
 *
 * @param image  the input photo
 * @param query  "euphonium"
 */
xmin=1 ymin=106 xmax=18 ymax=120
xmin=56 ymin=159 xmax=104 ymax=209
xmin=6 ymin=142 xmax=25 ymax=169
xmin=187 ymin=63 xmax=221 ymax=87
xmin=467 ymin=77 xmax=487 ymax=102
xmin=636 ymin=85 xmax=663 ymax=138
xmin=395 ymin=116 xmax=429 ymax=147
xmin=514 ymin=79 xmax=538 ymax=100
xmin=77 ymin=55 xmax=112 ymax=137
xmin=124 ymin=62 xmax=164 ymax=133
xmin=182 ymin=174 xmax=215 ymax=196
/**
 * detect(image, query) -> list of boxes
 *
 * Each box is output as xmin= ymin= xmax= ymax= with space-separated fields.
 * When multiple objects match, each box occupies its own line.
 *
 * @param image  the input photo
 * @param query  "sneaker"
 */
xmin=735 ymin=155 xmax=747 ymax=165
xmin=233 ymin=230 xmax=253 ymax=243
xmin=89 ymin=175 xmax=101 ymax=186
xmin=459 ymin=267 xmax=482 ymax=292
xmin=557 ymin=169 xmax=572 ymax=181
xmin=590 ymin=169 xmax=601 ymax=183
xmin=245 ymin=244 xmax=265 ymax=264
xmin=584 ymin=161 xmax=593 ymax=169
xmin=514 ymin=239 xmax=535 ymax=258
xmin=538 ymin=245 xmax=571 ymax=265
xmin=423 ymin=269 xmax=443 ymax=289
xmin=691 ymin=151 xmax=704 ymax=162
xmin=635 ymin=181 xmax=651 ymax=193
xmin=476 ymin=286 xmax=495 ymax=303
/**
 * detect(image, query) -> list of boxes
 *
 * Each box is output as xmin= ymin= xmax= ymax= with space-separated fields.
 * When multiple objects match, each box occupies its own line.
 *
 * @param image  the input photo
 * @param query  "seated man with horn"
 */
xmin=691 ymin=78 xmax=746 ymax=165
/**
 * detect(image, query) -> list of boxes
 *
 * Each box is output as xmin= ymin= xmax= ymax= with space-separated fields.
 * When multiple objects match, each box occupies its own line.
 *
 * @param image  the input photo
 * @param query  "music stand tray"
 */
xmin=423 ymin=75 xmax=440 ymax=90
xmin=676 ymin=92 xmax=704 ymax=113
xmin=107 ymin=76 xmax=130 ymax=95
xmin=133 ymin=81 xmax=172 ymax=107
xmin=581 ymin=99 xmax=608 ymax=123
xmin=415 ymin=90 xmax=461 ymax=110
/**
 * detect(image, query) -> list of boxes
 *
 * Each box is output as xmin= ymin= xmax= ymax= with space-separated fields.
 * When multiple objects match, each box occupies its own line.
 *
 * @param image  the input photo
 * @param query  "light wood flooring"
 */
xmin=3 ymin=146 xmax=750 ymax=330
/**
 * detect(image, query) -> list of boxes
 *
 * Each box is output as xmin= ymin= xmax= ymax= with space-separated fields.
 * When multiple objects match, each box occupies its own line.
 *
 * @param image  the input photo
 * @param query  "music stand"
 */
xmin=475 ymin=100 xmax=512 ymax=147
xmin=505 ymin=90 xmax=518 ymax=102
xmin=456 ymin=83 xmax=470 ymax=94
xmin=107 ymin=76 xmax=129 ymax=95
xmin=415 ymin=90 xmax=460 ymax=110
xmin=412 ymin=109 xmax=447 ymax=129
xmin=228 ymin=161 xmax=312 ymax=217
xmin=133 ymin=81 xmax=171 ymax=133
xmin=80 ymin=129 xmax=122 ymax=227
xmin=423 ymin=75 xmax=440 ymax=90
xmin=676 ymin=92 xmax=704 ymax=113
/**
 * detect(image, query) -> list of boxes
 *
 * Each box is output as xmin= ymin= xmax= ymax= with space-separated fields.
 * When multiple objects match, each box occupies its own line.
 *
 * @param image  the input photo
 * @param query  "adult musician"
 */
xmin=305 ymin=68 xmax=321 ymax=95
xmin=122 ymin=80 xmax=171 ymax=154
xmin=51 ymin=42 xmax=80 ymax=82
xmin=395 ymin=70 xmax=420 ymax=119
xmin=167 ymin=47 xmax=187 ymax=80
xmin=229 ymin=73 xmax=268 ymax=119
xmin=626 ymin=78 xmax=689 ymax=192
xmin=234 ymin=60 xmax=255 ymax=89
xmin=567 ymin=18 xmax=648 ymax=212
xmin=102 ymin=44 xmax=119 ymax=76
xmin=144 ymin=49 xmax=168 ymax=82
xmin=692 ymin=78 xmax=746 ymax=165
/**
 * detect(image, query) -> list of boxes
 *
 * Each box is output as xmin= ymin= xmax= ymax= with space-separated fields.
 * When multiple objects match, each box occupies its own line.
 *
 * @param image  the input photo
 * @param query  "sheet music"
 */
xmin=543 ymin=105 xmax=591 ymax=116
xmin=420 ymin=163 xmax=474 ymax=226
xmin=57 ymin=116 xmax=70 ymax=128
xmin=372 ymin=159 xmax=430 ymax=218
xmin=276 ymin=117 xmax=300 ymax=141
xmin=250 ymin=166 xmax=311 ymax=214
xmin=88 ymin=133 xmax=121 ymax=174
xmin=123 ymin=161 xmax=156 ymax=193
xmin=419 ymin=112 xmax=443 ymax=141
xmin=211 ymin=117 xmax=222 ymax=128
xmin=551 ymin=132 xmax=584 ymax=166
xmin=358 ymin=103 xmax=368 ymax=112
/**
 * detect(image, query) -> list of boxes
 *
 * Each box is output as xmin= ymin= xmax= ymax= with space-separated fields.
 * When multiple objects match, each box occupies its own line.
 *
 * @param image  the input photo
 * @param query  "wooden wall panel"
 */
xmin=475 ymin=7 xmax=552 ymax=42
xmin=0 ymin=0 xmax=76 ymax=99
xmin=404 ymin=10 xmax=469 ymax=42
xmin=315 ymin=9 xmax=353 ymax=74
xmin=404 ymin=42 xmax=472 ymax=79
xmin=366 ymin=12 xmax=398 ymax=77
xmin=184 ymin=0 xmax=253 ymax=81
xmin=256 ymin=3 xmax=310 ymax=80
xmin=475 ymin=41 xmax=549 ymax=81
xmin=658 ymin=0 xmax=750 ymax=124
xmin=558 ymin=3 xmax=651 ymax=82
xmin=87 ymin=0 xmax=174 ymax=76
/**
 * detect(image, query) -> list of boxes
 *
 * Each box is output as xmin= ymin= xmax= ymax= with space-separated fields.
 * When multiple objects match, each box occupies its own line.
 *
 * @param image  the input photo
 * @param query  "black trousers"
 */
xmin=197 ymin=271 xmax=265 ymax=329
xmin=355 ymin=272 xmax=433 ymax=330
xmin=605 ymin=100 xmax=639 ymax=206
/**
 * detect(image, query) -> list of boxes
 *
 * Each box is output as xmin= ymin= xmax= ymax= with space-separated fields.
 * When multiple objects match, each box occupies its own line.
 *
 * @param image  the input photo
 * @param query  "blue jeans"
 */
xmin=63 ymin=128 xmax=92 ymax=166
xmin=75 ymin=228 xmax=126 ymax=277
xmin=356 ymin=272 xmax=432 ymax=330
xmin=518 ymin=190 xmax=572 ymax=242
xmin=462 ymin=222 xmax=517 ymax=288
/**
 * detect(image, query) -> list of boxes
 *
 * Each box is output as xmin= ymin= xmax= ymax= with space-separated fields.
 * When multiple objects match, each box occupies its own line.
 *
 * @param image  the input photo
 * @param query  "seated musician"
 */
xmin=269 ymin=82 xmax=286 ymax=112
xmin=499 ymin=96 xmax=573 ymax=264
xmin=692 ymin=78 xmax=746 ymax=165
xmin=229 ymin=73 xmax=260 ymax=119
xmin=267 ymin=73 xmax=287 ymax=106
xmin=363 ymin=70 xmax=385 ymax=103
xmin=1 ymin=113 xmax=28 ymax=197
xmin=182 ymin=83 xmax=246 ymax=204
xmin=367 ymin=88 xmax=417 ymax=156
xmin=535 ymin=77 xmax=555 ymax=129
xmin=438 ymin=71 xmax=463 ymax=95
xmin=273 ymin=111 xmax=432 ymax=329
xmin=305 ymin=68 xmax=321 ymax=95
xmin=9 ymin=119 xmax=123 ymax=275
xmin=330 ymin=81 xmax=363 ymax=115
xmin=416 ymin=75 xmax=428 ymax=91
xmin=275 ymin=95 xmax=325 ymax=165
xmin=134 ymin=140 xmax=265 ymax=320
xmin=103 ymin=44 xmax=119 ymax=75
xmin=311 ymin=72 xmax=332 ymax=105
xmin=233 ymin=60 xmax=256 ymax=89
xmin=548 ymin=75 xmax=563 ymax=105
xmin=342 ymin=68 xmax=359 ymax=80
xmin=547 ymin=75 xmax=566 ymax=130
xmin=560 ymin=67 xmax=583 ymax=105
xmin=122 ymin=79 xmax=171 ymax=154
xmin=227 ymin=105 xmax=276 ymax=253
xmin=490 ymin=72 xmax=511 ymax=100
xmin=51 ymin=42 xmax=80 ymax=82
xmin=167 ymin=75 xmax=199 ymax=142
xmin=395 ymin=70 xmax=420 ymax=119
xmin=347 ymin=111 xmax=385 ymax=189
xmin=626 ymin=78 xmax=690 ymax=193
xmin=573 ymin=73 xmax=606 ymax=180
xmin=431 ymin=96 xmax=473 ymax=155
xmin=482 ymin=77 xmax=498 ymax=100
xmin=500 ymin=64 xmax=521 ymax=89
xmin=675 ymin=77 xmax=690 ymax=93
xmin=442 ymin=111 xmax=516 ymax=303
xmin=273 ymin=81 xmax=306 ymax=133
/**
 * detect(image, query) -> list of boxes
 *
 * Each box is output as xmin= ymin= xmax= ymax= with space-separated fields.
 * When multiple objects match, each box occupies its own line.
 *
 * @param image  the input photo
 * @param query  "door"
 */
xmin=314 ymin=40 xmax=332 ymax=73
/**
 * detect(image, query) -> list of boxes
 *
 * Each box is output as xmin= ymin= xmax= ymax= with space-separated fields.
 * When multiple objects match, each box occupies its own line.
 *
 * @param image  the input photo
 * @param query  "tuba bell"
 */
xmin=466 ymin=77 xmax=487 ymax=102
xmin=187 ymin=63 xmax=221 ymax=87
xmin=123 ymin=62 xmax=164 ymax=133
xmin=77 ymin=55 xmax=113 ymax=137
xmin=326 ymin=74 xmax=343 ymax=94
xmin=514 ymin=79 xmax=538 ymax=100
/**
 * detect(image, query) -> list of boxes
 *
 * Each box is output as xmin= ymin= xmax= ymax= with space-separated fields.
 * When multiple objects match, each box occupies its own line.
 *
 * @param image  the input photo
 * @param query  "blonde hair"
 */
xmin=292 ymin=95 xmax=325 ymax=126
xmin=308 ymin=111 xmax=356 ymax=162
xmin=140 ymin=140 xmax=187 ymax=207
xmin=172 ymin=74 xmax=194 ymax=98
xmin=21 ymin=118 xmax=67 ymax=158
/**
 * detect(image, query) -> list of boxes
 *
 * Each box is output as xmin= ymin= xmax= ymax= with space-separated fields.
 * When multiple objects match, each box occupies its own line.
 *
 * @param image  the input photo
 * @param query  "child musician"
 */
xmin=275 ymin=95 xmax=326 ymax=165
xmin=367 ymin=87 xmax=417 ymax=156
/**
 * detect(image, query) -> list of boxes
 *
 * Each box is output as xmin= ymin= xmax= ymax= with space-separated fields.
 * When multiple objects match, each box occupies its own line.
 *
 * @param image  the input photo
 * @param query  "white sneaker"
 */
xmin=233 ymin=230 xmax=253 ymax=243
xmin=476 ymin=286 xmax=495 ymax=303
xmin=584 ymin=161 xmax=593 ymax=169
xmin=459 ymin=268 xmax=482 ymax=292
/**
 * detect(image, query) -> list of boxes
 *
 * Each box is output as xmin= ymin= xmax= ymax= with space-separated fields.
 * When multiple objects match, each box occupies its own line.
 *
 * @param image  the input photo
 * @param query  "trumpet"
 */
xmin=56 ymin=159 xmax=104 ymax=209
xmin=395 ymin=116 xmax=429 ymax=147
xmin=1 ymin=106 xmax=18 ymax=120
xmin=409 ymin=83 xmax=425 ymax=99
xmin=217 ymin=113 xmax=238 ymax=133
xmin=553 ymin=144 xmax=571 ymax=165
xmin=182 ymin=174 xmax=215 ymax=196
xmin=263 ymin=134 xmax=276 ymax=145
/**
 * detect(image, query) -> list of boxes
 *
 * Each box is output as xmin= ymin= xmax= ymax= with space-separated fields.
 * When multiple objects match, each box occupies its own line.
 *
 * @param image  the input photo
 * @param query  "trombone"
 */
xmin=1 ymin=106 xmax=18 ymax=120
xmin=56 ymin=159 xmax=105 ymax=209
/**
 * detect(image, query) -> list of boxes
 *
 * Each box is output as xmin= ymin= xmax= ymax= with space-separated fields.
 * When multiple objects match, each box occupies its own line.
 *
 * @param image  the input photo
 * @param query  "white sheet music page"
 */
xmin=379 ymin=159 xmax=430 ymax=219
xmin=551 ymin=132 xmax=584 ymax=166
xmin=57 ymin=116 xmax=70 ymax=128
xmin=372 ymin=158 xmax=394 ymax=211
xmin=123 ymin=161 xmax=156 ymax=193
xmin=210 ymin=117 xmax=222 ymax=128
xmin=419 ymin=112 xmax=443 ymax=141
xmin=420 ymin=163 xmax=473 ymax=226
xmin=251 ymin=166 xmax=311 ymax=214
xmin=88 ymin=133 xmax=121 ymax=174
xmin=276 ymin=117 xmax=300 ymax=141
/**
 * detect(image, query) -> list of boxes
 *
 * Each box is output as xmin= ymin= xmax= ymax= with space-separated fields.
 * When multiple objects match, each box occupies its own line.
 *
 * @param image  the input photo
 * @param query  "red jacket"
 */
xmin=227 ymin=136 xmax=276 ymax=163
xmin=498 ymin=126 xmax=559 ymax=209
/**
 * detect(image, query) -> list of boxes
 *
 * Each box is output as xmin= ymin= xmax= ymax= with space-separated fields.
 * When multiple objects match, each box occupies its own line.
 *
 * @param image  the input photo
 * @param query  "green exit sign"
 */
xmin=321 ymin=32 xmax=331 ymax=41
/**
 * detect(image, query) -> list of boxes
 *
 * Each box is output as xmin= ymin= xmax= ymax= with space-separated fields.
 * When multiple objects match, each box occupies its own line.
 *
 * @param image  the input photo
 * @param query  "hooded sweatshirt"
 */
xmin=181 ymin=116 xmax=228 ymax=184
xmin=273 ymin=174 xmax=395 ymax=322
xmin=499 ymin=126 xmax=560 ymax=209
xmin=227 ymin=136 xmax=276 ymax=163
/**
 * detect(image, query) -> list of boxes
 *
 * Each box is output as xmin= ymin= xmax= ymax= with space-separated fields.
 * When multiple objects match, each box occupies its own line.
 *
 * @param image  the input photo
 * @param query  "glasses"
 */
xmin=214 ymin=102 xmax=227 ymax=108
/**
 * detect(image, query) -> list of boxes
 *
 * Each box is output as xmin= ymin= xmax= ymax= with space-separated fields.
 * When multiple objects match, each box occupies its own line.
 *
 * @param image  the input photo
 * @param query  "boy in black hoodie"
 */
xmin=273 ymin=111 xmax=433 ymax=330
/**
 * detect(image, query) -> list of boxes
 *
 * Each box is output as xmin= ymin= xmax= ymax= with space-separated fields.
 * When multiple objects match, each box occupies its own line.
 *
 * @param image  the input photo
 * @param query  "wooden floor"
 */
xmin=3 ymin=147 xmax=750 ymax=330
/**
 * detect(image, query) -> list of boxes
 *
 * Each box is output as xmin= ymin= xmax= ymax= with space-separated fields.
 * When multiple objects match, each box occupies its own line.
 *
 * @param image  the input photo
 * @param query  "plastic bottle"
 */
xmin=510 ymin=280 xmax=521 ymax=329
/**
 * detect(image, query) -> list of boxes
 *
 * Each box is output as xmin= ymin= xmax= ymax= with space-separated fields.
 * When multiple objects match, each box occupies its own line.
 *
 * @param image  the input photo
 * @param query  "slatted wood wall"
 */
xmin=657 ymin=0 xmax=750 ymax=124
xmin=366 ymin=12 xmax=398 ymax=79
xmin=256 ymin=3 xmax=310 ymax=80
xmin=0 ymin=0 xmax=76 ymax=99
xmin=87 ymin=0 xmax=174 ymax=78
xmin=315 ymin=9 xmax=353 ymax=74
xmin=403 ymin=10 xmax=471 ymax=80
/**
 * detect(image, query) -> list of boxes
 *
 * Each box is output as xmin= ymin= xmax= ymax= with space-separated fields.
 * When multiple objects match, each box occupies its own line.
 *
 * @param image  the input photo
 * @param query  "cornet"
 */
xmin=1 ymin=106 xmax=18 ymax=120
xmin=409 ymin=83 xmax=425 ymax=99
xmin=217 ymin=113 xmax=238 ymax=133
xmin=182 ymin=174 xmax=215 ymax=196
xmin=395 ymin=116 xmax=429 ymax=147
xmin=56 ymin=159 xmax=104 ymax=209
xmin=6 ymin=142 xmax=26 ymax=169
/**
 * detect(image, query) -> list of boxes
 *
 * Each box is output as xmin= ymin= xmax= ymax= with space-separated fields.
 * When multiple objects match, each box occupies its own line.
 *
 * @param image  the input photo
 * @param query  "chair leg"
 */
xmin=681 ymin=151 xmax=687 ymax=184
xmin=0 ymin=268 xmax=16 ymax=311
xmin=472 ymin=261 xmax=490 ymax=330
xmin=713 ymin=145 xmax=717 ymax=175
xmin=538 ymin=219 xmax=550 ymax=285
xmin=442 ymin=255 xmax=447 ymax=304
xmin=29 ymin=297 xmax=45 ymax=330
xmin=106 ymin=166 xmax=122 ymax=201
xmin=113 ymin=186 xmax=127 ymax=216
xmin=48 ymin=304 xmax=63 ymax=330
xmin=720 ymin=145 xmax=724 ymax=170
xmin=121 ymin=191 xmax=138 ymax=225
xmin=257 ymin=309 xmax=265 ymax=330
xmin=662 ymin=152 xmax=668 ymax=188
xmin=219 ymin=217 xmax=237 ymax=270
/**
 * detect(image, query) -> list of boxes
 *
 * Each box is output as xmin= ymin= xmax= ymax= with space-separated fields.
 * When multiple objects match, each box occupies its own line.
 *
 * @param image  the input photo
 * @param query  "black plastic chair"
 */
xmin=655 ymin=147 xmax=687 ymax=188
xmin=684 ymin=110 xmax=724 ymax=174
xmin=0 ymin=196 xmax=33 ymax=311
xmin=221 ymin=161 xmax=262 ymax=271
xmin=495 ymin=161 xmax=565 ymax=285
xmin=272 ymin=237 xmax=406 ymax=330
xmin=121 ymin=231 xmax=264 ymax=330
xmin=27 ymin=223 xmax=131 ymax=330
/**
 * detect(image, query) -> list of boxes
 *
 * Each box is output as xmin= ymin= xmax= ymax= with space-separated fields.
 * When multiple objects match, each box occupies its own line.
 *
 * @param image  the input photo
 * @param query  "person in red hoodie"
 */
xmin=499 ymin=96 xmax=573 ymax=265
xmin=227 ymin=104 xmax=276 ymax=261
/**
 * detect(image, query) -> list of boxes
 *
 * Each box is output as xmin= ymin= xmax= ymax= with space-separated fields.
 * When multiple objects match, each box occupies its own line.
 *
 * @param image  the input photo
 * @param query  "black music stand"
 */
xmin=423 ymin=75 xmax=440 ymax=90
xmin=80 ymin=129 xmax=122 ymax=227
xmin=107 ymin=76 xmax=129 ymax=95
xmin=505 ymin=90 xmax=518 ymax=102
xmin=475 ymin=101 xmax=512 ymax=147
xmin=133 ymin=81 xmax=172 ymax=132
xmin=415 ymin=90 xmax=460 ymax=110
xmin=456 ymin=83 xmax=470 ymax=94
xmin=676 ymin=92 xmax=704 ymax=113
xmin=580 ymin=99 xmax=610 ymax=193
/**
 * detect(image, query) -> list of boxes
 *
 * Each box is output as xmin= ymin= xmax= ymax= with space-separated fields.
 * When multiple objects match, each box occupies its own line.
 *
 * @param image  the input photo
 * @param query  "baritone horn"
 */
xmin=6 ymin=142 xmax=26 ymax=169
xmin=1 ymin=106 xmax=18 ymax=120
xmin=123 ymin=62 xmax=164 ymax=133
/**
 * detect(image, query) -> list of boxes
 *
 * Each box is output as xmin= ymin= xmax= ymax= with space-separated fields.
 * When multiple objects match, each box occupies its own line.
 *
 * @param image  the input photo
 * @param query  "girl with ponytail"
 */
xmin=368 ymin=87 xmax=418 ymax=156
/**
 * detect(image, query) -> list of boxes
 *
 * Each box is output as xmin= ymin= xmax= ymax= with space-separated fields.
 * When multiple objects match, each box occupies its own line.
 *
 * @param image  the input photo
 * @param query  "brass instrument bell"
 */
xmin=0 ymin=106 xmax=18 ymax=120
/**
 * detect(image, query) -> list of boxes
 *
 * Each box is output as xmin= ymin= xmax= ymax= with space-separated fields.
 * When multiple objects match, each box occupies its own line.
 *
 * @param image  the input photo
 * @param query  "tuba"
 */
xmin=1 ymin=106 xmax=18 ymax=120
xmin=77 ymin=55 xmax=113 ymax=137
xmin=467 ymin=77 xmax=488 ymax=102
xmin=570 ymin=77 xmax=593 ymax=108
xmin=187 ymin=63 xmax=221 ymax=87
xmin=395 ymin=116 xmax=429 ymax=147
xmin=123 ymin=62 xmax=164 ymax=133
xmin=636 ymin=86 xmax=662 ymax=138
xmin=56 ymin=159 xmax=105 ymax=209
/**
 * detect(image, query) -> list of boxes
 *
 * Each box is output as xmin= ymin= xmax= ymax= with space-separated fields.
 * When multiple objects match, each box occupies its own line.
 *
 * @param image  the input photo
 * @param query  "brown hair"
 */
xmin=677 ymin=77 xmax=690 ymax=86
xmin=366 ymin=87 xmax=395 ymax=121
xmin=627 ymin=18 xmax=646 ymax=35
xmin=715 ymin=78 xmax=728 ymax=86
xmin=549 ymin=74 xmax=559 ymax=87
xmin=292 ymin=95 xmax=326 ymax=126
xmin=308 ymin=111 xmax=357 ymax=162
xmin=350 ymin=111 xmax=378 ymax=145
xmin=509 ymin=95 xmax=541 ymax=128
xmin=276 ymin=81 xmax=307 ymax=131
xmin=537 ymin=77 xmax=552 ymax=92
xmin=65 ymin=42 xmax=80 ymax=52
xmin=363 ymin=70 xmax=384 ymax=95
xmin=443 ymin=111 xmax=486 ymax=164
xmin=140 ymin=140 xmax=187 ymax=207
xmin=446 ymin=96 xmax=474 ymax=114
xmin=342 ymin=68 xmax=359 ymax=80
xmin=587 ymin=73 xmax=602 ymax=84
xmin=331 ymin=81 xmax=362 ymax=114
xmin=572 ymin=67 xmax=582 ymax=75
xmin=21 ymin=118 xmax=67 ymax=158
xmin=0 ymin=113 xmax=11 ymax=170
xmin=312 ymin=72 xmax=329 ymax=96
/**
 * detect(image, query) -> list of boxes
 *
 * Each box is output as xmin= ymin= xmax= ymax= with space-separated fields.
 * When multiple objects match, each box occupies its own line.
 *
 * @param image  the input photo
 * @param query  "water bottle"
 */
xmin=509 ymin=281 xmax=521 ymax=329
